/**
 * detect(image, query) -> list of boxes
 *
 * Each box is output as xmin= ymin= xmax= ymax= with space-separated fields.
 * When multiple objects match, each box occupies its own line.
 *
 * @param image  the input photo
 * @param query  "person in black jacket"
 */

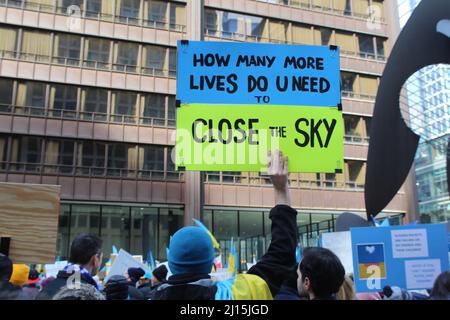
xmin=153 ymin=149 xmax=298 ymax=300
xmin=36 ymin=233 xmax=103 ymax=300
xmin=138 ymin=264 xmax=168 ymax=300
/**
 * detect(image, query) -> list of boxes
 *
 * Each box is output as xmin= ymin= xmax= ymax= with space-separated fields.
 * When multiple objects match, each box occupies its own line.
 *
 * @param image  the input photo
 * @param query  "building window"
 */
xmin=107 ymin=143 xmax=137 ymax=177
xmin=0 ymin=135 xmax=7 ymax=169
xmin=51 ymin=84 xmax=78 ymax=118
xmin=84 ymin=38 xmax=111 ymax=69
xmin=376 ymin=38 xmax=386 ymax=60
xmin=15 ymin=81 xmax=46 ymax=115
xmin=142 ymin=45 xmax=167 ymax=76
xmin=359 ymin=75 xmax=378 ymax=97
xmin=341 ymin=72 xmax=358 ymax=96
xmin=0 ymin=78 xmax=14 ymax=112
xmin=158 ymin=208 xmax=183 ymax=260
xmin=10 ymin=136 xmax=42 ymax=172
xmin=167 ymin=96 xmax=176 ymax=127
xmin=169 ymin=2 xmax=185 ymax=31
xmin=54 ymin=33 xmax=81 ymax=65
xmin=138 ymin=145 xmax=164 ymax=178
xmin=112 ymin=91 xmax=137 ymax=123
xmin=357 ymin=34 xmax=375 ymax=59
xmin=58 ymin=0 xmax=83 ymax=14
xmin=82 ymin=88 xmax=108 ymax=121
xmin=0 ymin=26 xmax=17 ymax=57
xmin=21 ymin=30 xmax=51 ymax=62
xmin=346 ymin=160 xmax=366 ymax=188
xmin=141 ymin=93 xmax=165 ymax=125
xmin=113 ymin=42 xmax=139 ymax=73
xmin=344 ymin=115 xmax=363 ymax=141
xmin=118 ymin=0 xmax=140 ymax=24
xmin=44 ymin=139 xmax=75 ymax=173
xmin=77 ymin=141 xmax=106 ymax=175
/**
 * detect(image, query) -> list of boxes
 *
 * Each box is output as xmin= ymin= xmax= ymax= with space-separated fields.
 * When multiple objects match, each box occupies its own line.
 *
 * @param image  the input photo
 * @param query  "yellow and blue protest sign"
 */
xmin=351 ymin=223 xmax=449 ymax=293
xmin=175 ymin=41 xmax=343 ymax=173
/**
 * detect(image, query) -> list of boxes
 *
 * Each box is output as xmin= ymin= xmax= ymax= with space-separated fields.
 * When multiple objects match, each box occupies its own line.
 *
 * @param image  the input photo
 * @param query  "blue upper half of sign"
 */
xmin=176 ymin=41 xmax=341 ymax=106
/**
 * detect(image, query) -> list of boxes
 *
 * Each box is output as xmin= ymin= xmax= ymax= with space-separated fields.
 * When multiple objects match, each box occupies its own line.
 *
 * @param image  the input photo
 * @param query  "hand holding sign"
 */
xmin=267 ymin=149 xmax=290 ymax=206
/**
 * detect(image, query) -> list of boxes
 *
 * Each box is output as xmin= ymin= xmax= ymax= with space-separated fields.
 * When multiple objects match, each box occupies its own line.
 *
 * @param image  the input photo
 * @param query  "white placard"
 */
xmin=321 ymin=231 xmax=354 ymax=274
xmin=391 ymin=229 xmax=429 ymax=258
xmin=405 ymin=259 xmax=441 ymax=289
xmin=105 ymin=249 xmax=151 ymax=281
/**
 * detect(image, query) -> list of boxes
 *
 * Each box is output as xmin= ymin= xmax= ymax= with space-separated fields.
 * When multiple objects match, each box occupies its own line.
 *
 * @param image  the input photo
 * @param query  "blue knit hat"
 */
xmin=168 ymin=227 xmax=214 ymax=275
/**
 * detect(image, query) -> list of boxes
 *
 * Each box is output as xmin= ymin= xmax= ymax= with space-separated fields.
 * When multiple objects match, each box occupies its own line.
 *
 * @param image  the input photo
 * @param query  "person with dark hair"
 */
xmin=36 ymin=233 xmax=103 ymax=300
xmin=139 ymin=264 xmax=169 ymax=300
xmin=0 ymin=253 xmax=25 ymax=300
xmin=125 ymin=267 xmax=145 ymax=300
xmin=21 ymin=269 xmax=41 ymax=300
xmin=430 ymin=271 xmax=450 ymax=300
xmin=297 ymin=247 xmax=345 ymax=300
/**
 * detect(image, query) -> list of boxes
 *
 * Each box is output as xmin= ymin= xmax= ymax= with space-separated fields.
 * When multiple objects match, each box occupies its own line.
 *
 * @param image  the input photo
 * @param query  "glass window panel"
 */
xmin=142 ymin=93 xmax=165 ymax=125
xmin=169 ymin=3 xmax=185 ymax=30
xmin=119 ymin=0 xmax=140 ymax=23
xmin=113 ymin=91 xmax=137 ymax=123
xmin=213 ymin=210 xmax=238 ymax=240
xmin=107 ymin=143 xmax=135 ymax=176
xmin=130 ymin=207 xmax=158 ymax=258
xmin=148 ymin=0 xmax=168 ymax=28
xmin=58 ymin=0 xmax=83 ymax=14
xmin=0 ymin=26 xmax=17 ymax=54
xmin=239 ymin=211 xmax=263 ymax=239
xmin=0 ymin=78 xmax=14 ymax=111
xmin=101 ymin=206 xmax=130 ymax=258
xmin=159 ymin=208 xmax=183 ymax=260
xmin=69 ymin=205 xmax=100 ymax=248
xmin=52 ymin=84 xmax=78 ymax=117
xmin=143 ymin=45 xmax=166 ymax=76
xmin=83 ymin=88 xmax=107 ymax=120
xmin=55 ymin=33 xmax=81 ymax=65
xmin=85 ymin=38 xmax=110 ymax=69
xmin=357 ymin=34 xmax=375 ymax=58
xmin=78 ymin=141 xmax=106 ymax=175
xmin=139 ymin=145 xmax=164 ymax=173
xmin=56 ymin=204 xmax=71 ymax=260
xmin=115 ymin=42 xmax=139 ymax=72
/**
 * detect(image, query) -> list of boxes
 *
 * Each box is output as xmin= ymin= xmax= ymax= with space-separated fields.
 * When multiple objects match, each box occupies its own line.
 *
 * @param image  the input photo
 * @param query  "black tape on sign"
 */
xmin=176 ymin=100 xmax=181 ymax=108
xmin=337 ymin=103 xmax=342 ymax=111
xmin=181 ymin=40 xmax=189 ymax=46
xmin=329 ymin=45 xmax=338 ymax=51
xmin=177 ymin=166 xmax=186 ymax=172
xmin=335 ymin=169 xmax=343 ymax=174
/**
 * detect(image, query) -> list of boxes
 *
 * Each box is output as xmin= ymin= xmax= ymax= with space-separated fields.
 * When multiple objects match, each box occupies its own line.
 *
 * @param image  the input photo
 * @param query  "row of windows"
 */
xmin=205 ymin=8 xmax=388 ymax=61
xmin=58 ymin=204 xmax=184 ymax=262
xmin=0 ymin=135 xmax=179 ymax=179
xmin=254 ymin=0 xmax=385 ymax=20
xmin=416 ymin=167 xmax=448 ymax=203
xmin=0 ymin=78 xmax=176 ymax=126
xmin=204 ymin=159 xmax=367 ymax=189
xmin=0 ymin=25 xmax=177 ymax=76
xmin=0 ymin=0 xmax=186 ymax=31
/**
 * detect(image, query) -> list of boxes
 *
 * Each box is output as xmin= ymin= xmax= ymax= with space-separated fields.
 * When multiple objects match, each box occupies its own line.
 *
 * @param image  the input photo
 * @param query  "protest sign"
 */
xmin=105 ymin=249 xmax=150 ymax=281
xmin=175 ymin=41 xmax=343 ymax=172
xmin=351 ymin=224 xmax=449 ymax=293
xmin=321 ymin=231 xmax=353 ymax=274
xmin=175 ymin=104 xmax=343 ymax=172
xmin=177 ymin=41 xmax=340 ymax=106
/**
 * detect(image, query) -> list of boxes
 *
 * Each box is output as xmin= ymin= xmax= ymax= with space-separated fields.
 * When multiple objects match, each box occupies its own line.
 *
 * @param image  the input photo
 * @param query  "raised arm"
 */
xmin=247 ymin=150 xmax=298 ymax=296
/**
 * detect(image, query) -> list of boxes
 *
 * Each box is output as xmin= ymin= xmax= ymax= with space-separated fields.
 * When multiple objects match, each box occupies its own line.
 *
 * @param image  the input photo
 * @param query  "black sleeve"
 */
xmin=247 ymin=204 xmax=298 ymax=297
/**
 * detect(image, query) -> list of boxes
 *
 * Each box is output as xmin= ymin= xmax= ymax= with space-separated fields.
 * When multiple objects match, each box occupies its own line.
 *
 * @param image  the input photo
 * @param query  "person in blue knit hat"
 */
xmin=153 ymin=149 xmax=299 ymax=300
xmin=169 ymin=227 xmax=214 ymax=276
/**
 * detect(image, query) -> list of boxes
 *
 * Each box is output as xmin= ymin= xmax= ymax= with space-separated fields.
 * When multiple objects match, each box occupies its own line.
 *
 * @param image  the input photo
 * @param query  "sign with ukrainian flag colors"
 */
xmin=351 ymin=224 xmax=449 ymax=293
xmin=175 ymin=41 xmax=343 ymax=173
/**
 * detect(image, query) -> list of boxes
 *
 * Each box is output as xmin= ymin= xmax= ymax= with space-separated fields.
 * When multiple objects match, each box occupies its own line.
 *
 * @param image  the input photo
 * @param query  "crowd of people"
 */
xmin=0 ymin=150 xmax=449 ymax=301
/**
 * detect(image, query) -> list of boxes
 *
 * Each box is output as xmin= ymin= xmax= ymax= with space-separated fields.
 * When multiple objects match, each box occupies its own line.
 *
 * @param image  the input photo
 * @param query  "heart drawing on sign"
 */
xmin=365 ymin=246 xmax=375 ymax=254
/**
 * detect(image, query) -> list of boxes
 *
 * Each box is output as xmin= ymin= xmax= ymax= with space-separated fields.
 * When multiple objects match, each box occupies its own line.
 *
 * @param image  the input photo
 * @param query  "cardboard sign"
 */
xmin=105 ymin=249 xmax=151 ymax=282
xmin=351 ymin=224 xmax=449 ymax=293
xmin=175 ymin=104 xmax=343 ymax=172
xmin=177 ymin=41 xmax=341 ymax=106
xmin=321 ymin=231 xmax=353 ymax=274
xmin=0 ymin=182 xmax=60 ymax=264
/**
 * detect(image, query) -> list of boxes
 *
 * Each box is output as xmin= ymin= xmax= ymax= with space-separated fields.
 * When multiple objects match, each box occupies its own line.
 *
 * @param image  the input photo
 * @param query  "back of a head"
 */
xmin=53 ymin=283 xmax=105 ymax=300
xmin=105 ymin=275 xmax=129 ymax=300
xmin=0 ymin=253 xmax=13 ymax=282
xmin=152 ymin=264 xmax=169 ymax=283
xmin=300 ymin=247 xmax=345 ymax=299
xmin=168 ymin=226 xmax=214 ymax=275
xmin=430 ymin=271 xmax=450 ymax=300
xmin=69 ymin=233 xmax=103 ymax=265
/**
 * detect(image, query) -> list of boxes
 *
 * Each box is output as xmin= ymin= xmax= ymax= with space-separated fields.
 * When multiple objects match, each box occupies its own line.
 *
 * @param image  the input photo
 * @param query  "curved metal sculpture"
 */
xmin=365 ymin=0 xmax=450 ymax=219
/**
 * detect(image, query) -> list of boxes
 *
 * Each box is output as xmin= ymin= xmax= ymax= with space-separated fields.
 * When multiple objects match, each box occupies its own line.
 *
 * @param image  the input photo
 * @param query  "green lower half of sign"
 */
xmin=175 ymin=104 xmax=344 ymax=173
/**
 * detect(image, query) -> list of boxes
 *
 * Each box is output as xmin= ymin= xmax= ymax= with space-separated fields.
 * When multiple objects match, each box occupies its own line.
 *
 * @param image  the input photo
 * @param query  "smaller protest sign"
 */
xmin=105 ymin=249 xmax=150 ymax=281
